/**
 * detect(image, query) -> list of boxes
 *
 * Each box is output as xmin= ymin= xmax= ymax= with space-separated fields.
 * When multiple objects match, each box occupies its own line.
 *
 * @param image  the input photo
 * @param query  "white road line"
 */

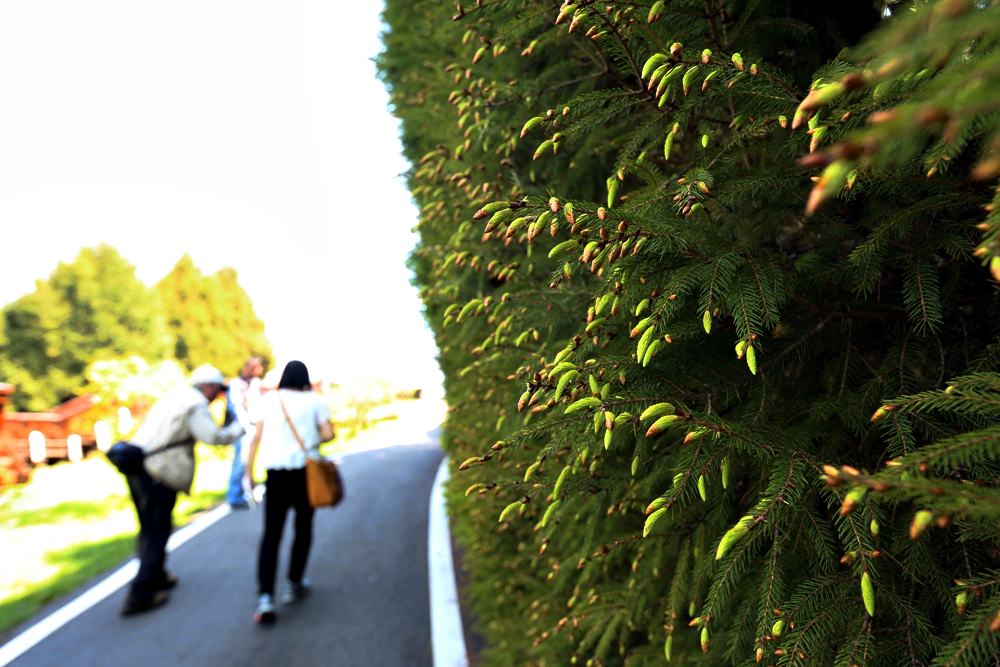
xmin=0 ymin=502 xmax=232 ymax=667
xmin=428 ymin=456 xmax=469 ymax=667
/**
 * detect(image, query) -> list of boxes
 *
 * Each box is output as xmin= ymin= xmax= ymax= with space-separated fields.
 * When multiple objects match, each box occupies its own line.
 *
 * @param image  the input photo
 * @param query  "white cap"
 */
xmin=191 ymin=364 xmax=227 ymax=387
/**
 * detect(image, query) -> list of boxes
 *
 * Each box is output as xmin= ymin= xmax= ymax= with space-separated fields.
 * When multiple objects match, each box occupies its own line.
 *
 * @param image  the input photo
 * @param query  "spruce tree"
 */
xmin=380 ymin=1 xmax=1000 ymax=665
xmin=155 ymin=255 xmax=272 ymax=375
xmin=0 ymin=245 xmax=171 ymax=410
xmin=0 ymin=248 xmax=272 ymax=410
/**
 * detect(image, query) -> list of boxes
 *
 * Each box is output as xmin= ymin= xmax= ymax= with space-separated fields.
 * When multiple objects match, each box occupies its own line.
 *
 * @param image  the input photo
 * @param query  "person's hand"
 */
xmin=242 ymin=473 xmax=257 ymax=502
xmin=241 ymin=473 xmax=261 ymax=507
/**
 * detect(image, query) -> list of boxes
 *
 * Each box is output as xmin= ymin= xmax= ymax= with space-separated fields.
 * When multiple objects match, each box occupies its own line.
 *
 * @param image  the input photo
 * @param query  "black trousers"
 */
xmin=126 ymin=469 xmax=178 ymax=599
xmin=258 ymin=467 xmax=314 ymax=596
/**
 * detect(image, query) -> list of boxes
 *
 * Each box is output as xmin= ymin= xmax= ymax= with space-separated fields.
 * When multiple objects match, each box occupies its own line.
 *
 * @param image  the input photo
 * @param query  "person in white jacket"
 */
xmin=122 ymin=364 xmax=244 ymax=616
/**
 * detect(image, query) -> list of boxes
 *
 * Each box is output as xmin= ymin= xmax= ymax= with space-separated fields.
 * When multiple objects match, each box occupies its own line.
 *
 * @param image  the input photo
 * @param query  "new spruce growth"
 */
xmin=380 ymin=1 xmax=1000 ymax=664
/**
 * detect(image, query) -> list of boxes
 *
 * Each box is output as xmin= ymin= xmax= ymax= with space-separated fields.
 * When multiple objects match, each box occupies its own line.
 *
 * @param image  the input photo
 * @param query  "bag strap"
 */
xmin=276 ymin=392 xmax=309 ymax=455
xmin=146 ymin=439 xmax=194 ymax=458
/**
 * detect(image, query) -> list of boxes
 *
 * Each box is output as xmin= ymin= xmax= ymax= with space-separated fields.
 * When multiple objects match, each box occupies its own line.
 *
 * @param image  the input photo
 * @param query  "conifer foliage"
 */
xmin=380 ymin=1 xmax=1000 ymax=664
xmin=156 ymin=255 xmax=273 ymax=376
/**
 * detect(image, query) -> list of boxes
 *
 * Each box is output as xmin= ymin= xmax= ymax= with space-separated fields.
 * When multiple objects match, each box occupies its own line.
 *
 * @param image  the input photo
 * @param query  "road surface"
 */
xmin=5 ymin=411 xmax=444 ymax=667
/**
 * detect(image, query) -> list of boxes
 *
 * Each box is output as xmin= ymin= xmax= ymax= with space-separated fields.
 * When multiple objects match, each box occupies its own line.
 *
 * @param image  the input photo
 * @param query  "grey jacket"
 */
xmin=133 ymin=386 xmax=244 ymax=493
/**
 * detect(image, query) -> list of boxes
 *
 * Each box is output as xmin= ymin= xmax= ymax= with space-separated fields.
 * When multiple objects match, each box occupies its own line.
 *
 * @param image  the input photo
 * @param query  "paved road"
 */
xmin=8 ymin=435 xmax=443 ymax=667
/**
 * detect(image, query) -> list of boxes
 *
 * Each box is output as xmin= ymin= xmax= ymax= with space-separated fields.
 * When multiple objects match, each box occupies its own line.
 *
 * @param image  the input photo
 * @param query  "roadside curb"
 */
xmin=428 ymin=456 xmax=469 ymax=667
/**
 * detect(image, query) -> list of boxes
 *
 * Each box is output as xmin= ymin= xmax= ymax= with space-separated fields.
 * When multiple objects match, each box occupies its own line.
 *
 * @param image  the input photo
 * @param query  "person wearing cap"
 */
xmin=121 ymin=363 xmax=245 ymax=616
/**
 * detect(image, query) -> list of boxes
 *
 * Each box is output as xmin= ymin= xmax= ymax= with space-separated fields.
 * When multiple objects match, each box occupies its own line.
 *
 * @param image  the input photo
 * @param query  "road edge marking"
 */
xmin=428 ymin=456 xmax=469 ymax=667
xmin=0 ymin=502 xmax=232 ymax=667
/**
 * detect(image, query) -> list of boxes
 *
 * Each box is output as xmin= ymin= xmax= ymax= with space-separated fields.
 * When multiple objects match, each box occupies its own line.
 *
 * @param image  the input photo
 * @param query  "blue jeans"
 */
xmin=227 ymin=436 xmax=247 ymax=506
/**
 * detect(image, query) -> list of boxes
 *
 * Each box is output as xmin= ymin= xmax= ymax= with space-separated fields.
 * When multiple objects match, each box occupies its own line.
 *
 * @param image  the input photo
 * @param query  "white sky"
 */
xmin=0 ymin=0 xmax=443 ymax=395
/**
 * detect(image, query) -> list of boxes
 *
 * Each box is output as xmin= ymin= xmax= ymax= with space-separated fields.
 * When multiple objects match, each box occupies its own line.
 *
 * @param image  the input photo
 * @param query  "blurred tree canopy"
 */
xmin=0 ymin=246 xmax=271 ymax=411
xmin=156 ymin=255 xmax=272 ymax=377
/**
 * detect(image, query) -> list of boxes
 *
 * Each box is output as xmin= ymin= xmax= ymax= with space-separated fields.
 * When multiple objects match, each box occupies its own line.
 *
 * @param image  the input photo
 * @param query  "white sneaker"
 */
xmin=280 ymin=578 xmax=311 ymax=605
xmin=253 ymin=594 xmax=276 ymax=623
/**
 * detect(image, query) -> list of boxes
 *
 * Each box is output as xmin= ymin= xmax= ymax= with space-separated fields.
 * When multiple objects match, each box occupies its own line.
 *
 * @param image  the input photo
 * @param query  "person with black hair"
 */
xmin=244 ymin=360 xmax=334 ymax=623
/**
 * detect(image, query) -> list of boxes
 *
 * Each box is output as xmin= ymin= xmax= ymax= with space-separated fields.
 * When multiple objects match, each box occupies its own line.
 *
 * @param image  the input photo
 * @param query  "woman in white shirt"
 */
xmin=245 ymin=360 xmax=334 ymax=623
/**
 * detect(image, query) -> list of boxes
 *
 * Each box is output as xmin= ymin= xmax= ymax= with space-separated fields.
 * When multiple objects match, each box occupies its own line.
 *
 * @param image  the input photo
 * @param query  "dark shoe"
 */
xmin=121 ymin=591 xmax=169 ymax=617
xmin=253 ymin=594 xmax=276 ymax=624
xmin=155 ymin=573 xmax=178 ymax=591
xmin=229 ymin=502 xmax=250 ymax=510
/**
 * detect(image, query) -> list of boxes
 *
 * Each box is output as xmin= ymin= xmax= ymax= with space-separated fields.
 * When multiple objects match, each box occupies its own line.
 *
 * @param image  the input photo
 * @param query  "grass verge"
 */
xmin=0 ymin=446 xmax=230 ymax=636
xmin=0 ymin=535 xmax=134 ymax=633
xmin=0 ymin=488 xmax=225 ymax=634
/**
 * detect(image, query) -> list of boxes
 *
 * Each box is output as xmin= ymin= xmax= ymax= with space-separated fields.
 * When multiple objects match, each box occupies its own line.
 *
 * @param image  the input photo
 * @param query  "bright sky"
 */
xmin=0 ymin=1 xmax=443 ymax=396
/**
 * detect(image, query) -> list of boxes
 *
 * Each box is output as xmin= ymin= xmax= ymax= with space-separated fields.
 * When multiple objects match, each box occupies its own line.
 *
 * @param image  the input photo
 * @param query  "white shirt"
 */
xmin=256 ymin=389 xmax=332 ymax=470
xmin=228 ymin=375 xmax=262 ymax=429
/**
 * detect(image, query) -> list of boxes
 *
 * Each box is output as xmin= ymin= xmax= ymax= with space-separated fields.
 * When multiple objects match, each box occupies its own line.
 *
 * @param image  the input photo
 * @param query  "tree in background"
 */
xmin=83 ymin=355 xmax=189 ymax=438
xmin=381 ymin=1 xmax=1000 ymax=664
xmin=0 ymin=245 xmax=171 ymax=411
xmin=0 ymin=248 xmax=271 ymax=410
xmin=211 ymin=266 xmax=272 ymax=374
xmin=155 ymin=254 xmax=272 ymax=376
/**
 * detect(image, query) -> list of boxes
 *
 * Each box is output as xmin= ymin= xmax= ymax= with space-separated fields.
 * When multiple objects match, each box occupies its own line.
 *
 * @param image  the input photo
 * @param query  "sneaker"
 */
xmin=280 ymin=578 xmax=311 ymax=605
xmin=121 ymin=590 xmax=169 ymax=617
xmin=254 ymin=594 xmax=276 ymax=624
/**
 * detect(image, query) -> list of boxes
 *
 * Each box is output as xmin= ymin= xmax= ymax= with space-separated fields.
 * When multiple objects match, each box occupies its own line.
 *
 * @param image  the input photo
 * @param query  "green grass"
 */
xmin=0 ymin=535 xmax=135 ymax=633
xmin=2 ymin=497 xmax=132 ymax=529
xmin=175 ymin=490 xmax=226 ymax=523
xmin=0 ymin=485 xmax=229 ymax=635
xmin=0 ymin=444 xmax=235 ymax=636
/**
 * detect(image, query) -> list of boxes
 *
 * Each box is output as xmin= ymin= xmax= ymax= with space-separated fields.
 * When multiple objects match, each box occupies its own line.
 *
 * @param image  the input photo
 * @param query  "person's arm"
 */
xmin=244 ymin=419 xmax=264 ymax=486
xmin=319 ymin=419 xmax=334 ymax=443
xmin=187 ymin=404 xmax=244 ymax=445
xmin=315 ymin=398 xmax=334 ymax=443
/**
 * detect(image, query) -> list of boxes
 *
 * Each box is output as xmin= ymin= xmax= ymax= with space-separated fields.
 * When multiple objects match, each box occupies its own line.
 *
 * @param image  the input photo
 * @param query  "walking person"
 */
xmin=244 ymin=360 xmax=334 ymax=623
xmin=122 ymin=364 xmax=244 ymax=616
xmin=226 ymin=356 xmax=264 ymax=509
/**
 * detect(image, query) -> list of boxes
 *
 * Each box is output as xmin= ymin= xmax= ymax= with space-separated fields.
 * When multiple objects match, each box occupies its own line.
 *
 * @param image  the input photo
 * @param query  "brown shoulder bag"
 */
xmin=277 ymin=393 xmax=343 ymax=508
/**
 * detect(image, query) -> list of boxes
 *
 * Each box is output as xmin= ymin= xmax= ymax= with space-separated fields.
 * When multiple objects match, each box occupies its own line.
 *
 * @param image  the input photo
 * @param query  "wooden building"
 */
xmin=0 ymin=383 xmax=31 ymax=485
xmin=0 ymin=387 xmax=101 ymax=482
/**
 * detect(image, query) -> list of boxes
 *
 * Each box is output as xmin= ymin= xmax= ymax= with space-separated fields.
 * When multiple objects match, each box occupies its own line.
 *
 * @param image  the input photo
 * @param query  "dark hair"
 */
xmin=277 ymin=360 xmax=311 ymax=391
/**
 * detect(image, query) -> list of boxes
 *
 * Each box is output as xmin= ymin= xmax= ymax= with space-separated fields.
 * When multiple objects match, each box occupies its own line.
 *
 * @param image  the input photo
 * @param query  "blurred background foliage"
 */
xmin=0 ymin=245 xmax=272 ymax=411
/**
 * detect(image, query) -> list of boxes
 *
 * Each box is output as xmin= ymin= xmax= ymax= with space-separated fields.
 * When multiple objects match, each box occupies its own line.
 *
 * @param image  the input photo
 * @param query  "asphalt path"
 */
xmin=7 ymin=436 xmax=443 ymax=667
